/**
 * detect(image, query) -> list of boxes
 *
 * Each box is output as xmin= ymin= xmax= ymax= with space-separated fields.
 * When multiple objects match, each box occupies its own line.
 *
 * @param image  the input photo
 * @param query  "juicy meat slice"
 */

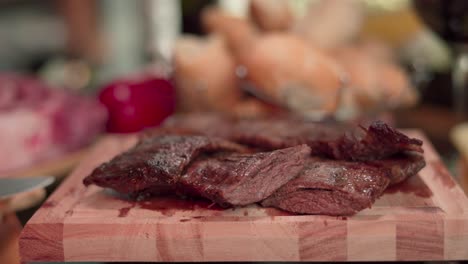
xmin=83 ymin=135 xmax=245 ymax=194
xmin=366 ymin=153 xmax=426 ymax=185
xmin=261 ymin=158 xmax=391 ymax=216
xmin=233 ymin=119 xmax=423 ymax=161
xmin=262 ymin=153 xmax=425 ymax=215
xmin=84 ymin=134 xmax=311 ymax=207
xmin=178 ymin=144 xmax=311 ymax=206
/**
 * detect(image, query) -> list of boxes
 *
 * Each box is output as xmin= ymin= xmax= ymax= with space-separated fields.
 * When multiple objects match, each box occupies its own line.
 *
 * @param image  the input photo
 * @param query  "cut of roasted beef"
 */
xmin=262 ymin=153 xmax=425 ymax=215
xmin=83 ymin=134 xmax=311 ymax=206
xmin=160 ymin=115 xmax=423 ymax=161
xmin=261 ymin=158 xmax=391 ymax=215
xmin=233 ymin=119 xmax=423 ymax=161
xmin=178 ymin=144 xmax=311 ymax=206
xmin=83 ymin=135 xmax=245 ymax=194
xmin=84 ymin=115 xmax=427 ymax=216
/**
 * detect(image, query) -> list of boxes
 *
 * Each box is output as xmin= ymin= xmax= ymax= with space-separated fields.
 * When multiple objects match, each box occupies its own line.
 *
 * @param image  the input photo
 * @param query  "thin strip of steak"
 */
xmin=261 ymin=153 xmax=425 ymax=216
xmin=84 ymin=135 xmax=311 ymax=206
xmin=178 ymin=144 xmax=311 ymax=206
xmin=83 ymin=135 xmax=245 ymax=194
xmin=233 ymin=119 xmax=423 ymax=161
xmin=159 ymin=115 xmax=423 ymax=161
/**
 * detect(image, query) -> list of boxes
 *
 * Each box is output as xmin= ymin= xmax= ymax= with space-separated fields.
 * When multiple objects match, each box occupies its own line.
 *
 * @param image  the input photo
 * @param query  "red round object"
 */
xmin=99 ymin=76 xmax=176 ymax=133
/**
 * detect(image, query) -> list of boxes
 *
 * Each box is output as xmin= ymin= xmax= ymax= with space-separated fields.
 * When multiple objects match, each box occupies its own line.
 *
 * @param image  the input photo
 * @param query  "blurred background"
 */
xmin=1 ymin=0 xmax=468 ymax=263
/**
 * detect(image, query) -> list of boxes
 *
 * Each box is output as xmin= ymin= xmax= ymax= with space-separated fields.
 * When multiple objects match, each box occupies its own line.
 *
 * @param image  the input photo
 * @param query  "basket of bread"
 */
xmin=172 ymin=0 xmax=419 ymax=120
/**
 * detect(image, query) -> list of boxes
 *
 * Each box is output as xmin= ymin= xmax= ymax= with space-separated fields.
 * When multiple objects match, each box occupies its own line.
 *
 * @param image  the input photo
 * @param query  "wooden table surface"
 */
xmin=0 ymin=214 xmax=22 ymax=264
xmin=19 ymin=131 xmax=468 ymax=262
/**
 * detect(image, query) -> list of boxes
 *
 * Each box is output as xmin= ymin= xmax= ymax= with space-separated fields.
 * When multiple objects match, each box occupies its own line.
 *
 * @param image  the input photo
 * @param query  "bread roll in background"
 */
xmin=379 ymin=63 xmax=419 ymax=108
xmin=294 ymin=0 xmax=364 ymax=50
xmin=357 ymin=39 xmax=395 ymax=63
xmin=239 ymin=34 xmax=345 ymax=117
xmin=173 ymin=35 xmax=241 ymax=113
xmin=249 ymin=0 xmax=294 ymax=32
xmin=333 ymin=45 xmax=418 ymax=113
xmin=357 ymin=40 xmax=418 ymax=108
xmin=201 ymin=7 xmax=258 ymax=58
xmin=333 ymin=46 xmax=383 ymax=110
xmin=172 ymin=2 xmax=418 ymax=120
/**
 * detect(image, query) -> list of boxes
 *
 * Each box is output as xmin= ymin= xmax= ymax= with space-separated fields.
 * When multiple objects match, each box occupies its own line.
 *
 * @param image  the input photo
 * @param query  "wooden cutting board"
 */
xmin=19 ymin=131 xmax=468 ymax=262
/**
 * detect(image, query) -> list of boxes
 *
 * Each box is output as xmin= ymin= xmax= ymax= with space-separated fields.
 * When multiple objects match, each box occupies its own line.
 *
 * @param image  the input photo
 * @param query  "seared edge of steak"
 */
xmin=160 ymin=115 xmax=424 ymax=161
xmin=329 ymin=120 xmax=423 ymax=161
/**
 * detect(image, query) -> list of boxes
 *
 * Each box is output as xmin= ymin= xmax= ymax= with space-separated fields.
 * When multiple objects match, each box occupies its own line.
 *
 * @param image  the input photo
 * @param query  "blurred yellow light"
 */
xmin=360 ymin=5 xmax=424 ymax=48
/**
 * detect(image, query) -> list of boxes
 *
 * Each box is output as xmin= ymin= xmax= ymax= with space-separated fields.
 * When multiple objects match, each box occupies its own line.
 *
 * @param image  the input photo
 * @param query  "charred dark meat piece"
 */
xmin=178 ymin=144 xmax=311 ymax=206
xmin=83 ymin=135 xmax=245 ymax=194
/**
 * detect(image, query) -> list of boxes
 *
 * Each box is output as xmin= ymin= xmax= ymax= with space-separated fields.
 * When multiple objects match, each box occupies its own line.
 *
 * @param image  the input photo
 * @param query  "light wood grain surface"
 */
xmin=19 ymin=131 xmax=468 ymax=262
xmin=451 ymin=122 xmax=468 ymax=195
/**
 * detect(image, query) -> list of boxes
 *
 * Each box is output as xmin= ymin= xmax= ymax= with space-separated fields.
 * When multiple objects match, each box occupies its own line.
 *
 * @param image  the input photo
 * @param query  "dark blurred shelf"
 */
xmin=395 ymin=104 xmax=457 ymax=157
